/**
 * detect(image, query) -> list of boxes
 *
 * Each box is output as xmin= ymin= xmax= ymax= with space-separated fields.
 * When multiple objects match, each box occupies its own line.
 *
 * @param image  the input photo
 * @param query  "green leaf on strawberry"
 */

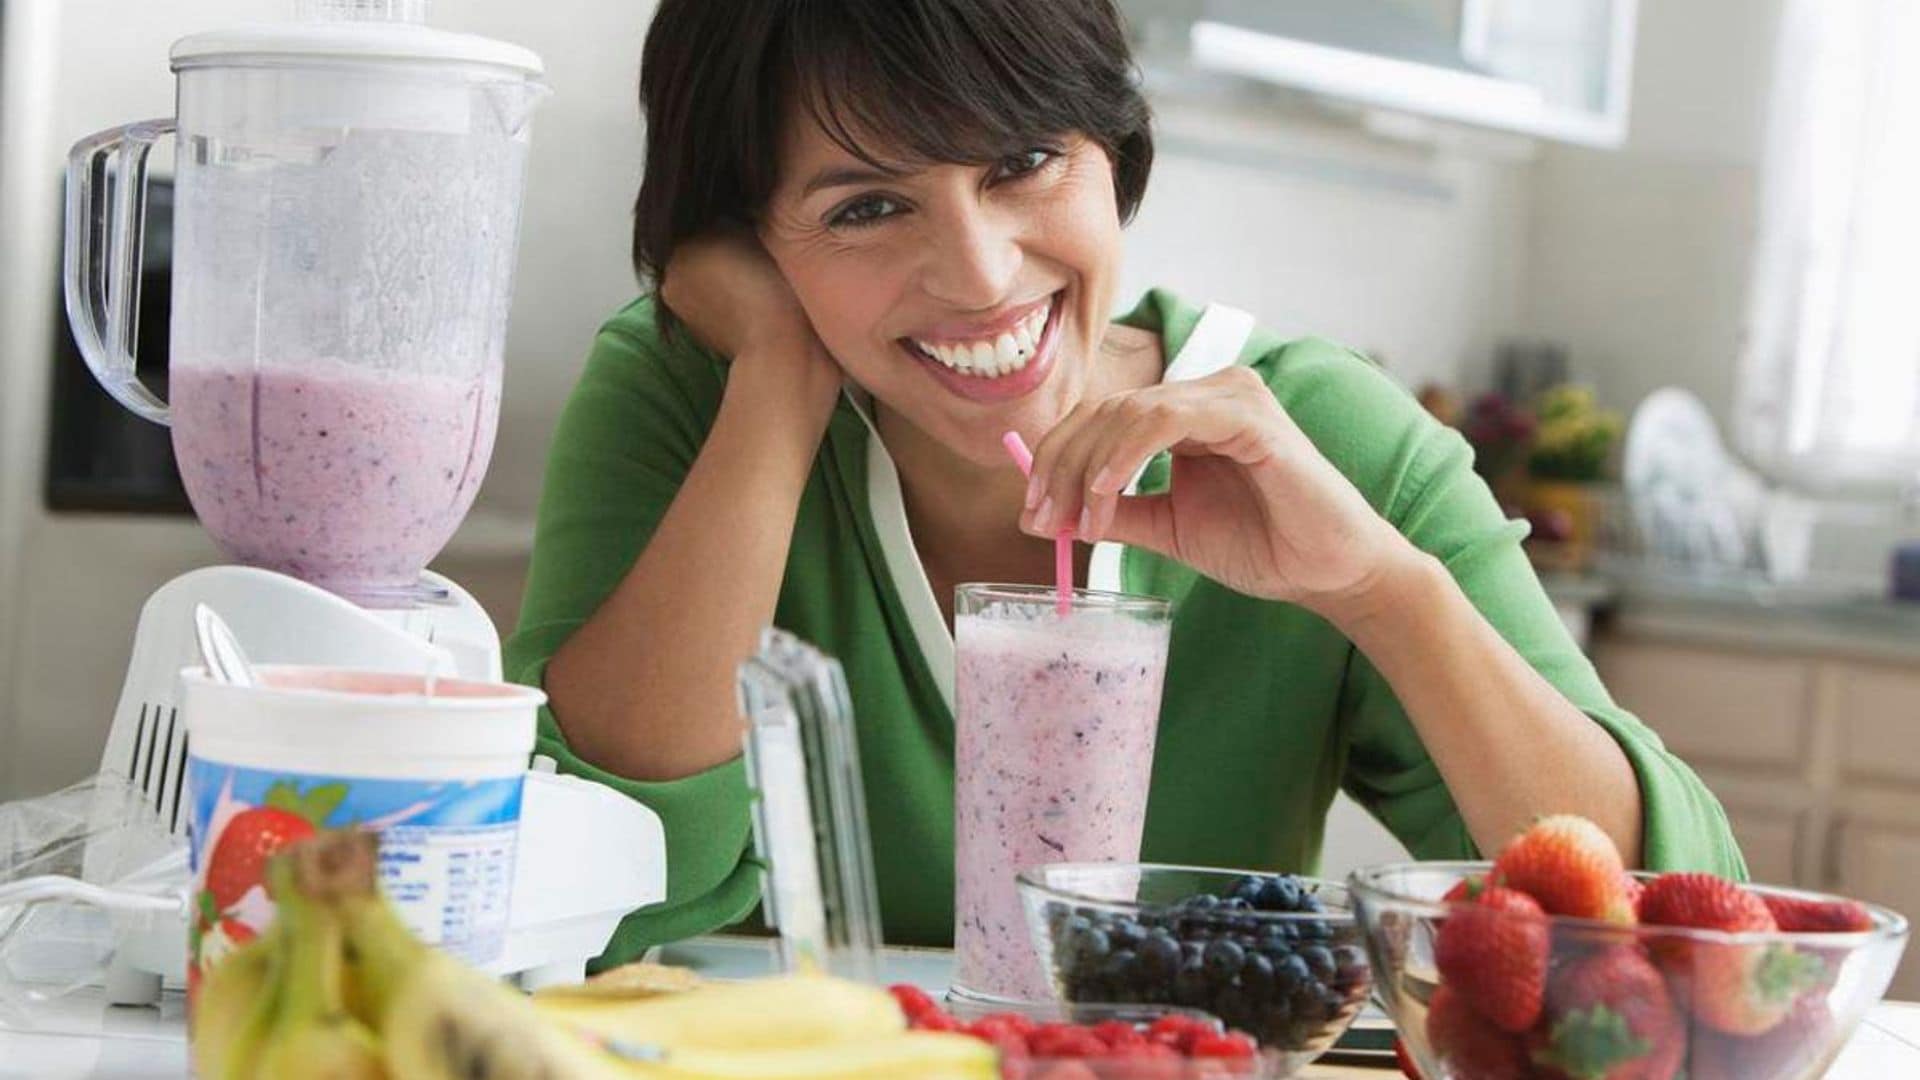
xmin=1535 ymin=1004 xmax=1651 ymax=1078
xmin=263 ymin=780 xmax=349 ymax=827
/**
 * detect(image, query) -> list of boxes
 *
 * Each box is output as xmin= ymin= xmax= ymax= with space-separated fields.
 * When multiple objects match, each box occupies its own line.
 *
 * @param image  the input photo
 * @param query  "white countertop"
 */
xmin=5 ymin=938 xmax=1919 ymax=1078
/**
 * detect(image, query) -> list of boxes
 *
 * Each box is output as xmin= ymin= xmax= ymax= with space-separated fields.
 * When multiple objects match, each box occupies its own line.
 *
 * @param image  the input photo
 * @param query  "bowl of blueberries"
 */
xmin=1019 ymin=863 xmax=1372 ymax=1075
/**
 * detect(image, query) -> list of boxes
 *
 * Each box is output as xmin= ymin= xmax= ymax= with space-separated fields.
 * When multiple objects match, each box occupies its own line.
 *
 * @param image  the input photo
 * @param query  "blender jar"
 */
xmin=64 ymin=0 xmax=548 ymax=606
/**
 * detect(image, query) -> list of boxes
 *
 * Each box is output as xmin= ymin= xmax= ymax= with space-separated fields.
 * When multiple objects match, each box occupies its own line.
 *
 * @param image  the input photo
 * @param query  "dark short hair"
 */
xmin=631 ymin=0 xmax=1154 ymax=283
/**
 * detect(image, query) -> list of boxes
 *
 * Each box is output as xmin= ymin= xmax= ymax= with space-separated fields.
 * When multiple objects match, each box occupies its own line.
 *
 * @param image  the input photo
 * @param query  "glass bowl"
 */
xmin=1349 ymin=861 xmax=1910 ymax=1080
xmin=1018 ymin=862 xmax=1372 ymax=1076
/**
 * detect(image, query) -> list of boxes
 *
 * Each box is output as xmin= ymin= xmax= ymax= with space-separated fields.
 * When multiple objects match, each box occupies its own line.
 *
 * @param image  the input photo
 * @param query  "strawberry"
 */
xmin=1491 ymin=815 xmax=1636 ymax=924
xmin=201 ymin=781 xmax=347 ymax=910
xmin=1639 ymin=873 xmax=1823 ymax=1035
xmin=1443 ymin=874 xmax=1487 ymax=903
xmin=1426 ymin=985 xmax=1529 ymax=1080
xmin=1687 ymin=995 xmax=1834 ymax=1080
xmin=1623 ymin=874 xmax=1646 ymax=918
xmin=1435 ymin=886 xmax=1549 ymax=1032
xmin=1533 ymin=946 xmax=1684 ymax=1080
xmin=1760 ymin=893 xmax=1874 ymax=933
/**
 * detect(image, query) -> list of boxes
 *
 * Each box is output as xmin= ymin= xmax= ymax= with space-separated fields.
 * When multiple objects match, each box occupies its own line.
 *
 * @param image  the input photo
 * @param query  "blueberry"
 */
xmin=1231 ymin=873 xmax=1266 ymax=901
xmin=1241 ymin=951 xmax=1275 ymax=998
xmin=1181 ymin=940 xmax=1204 ymax=965
xmin=1060 ymin=913 xmax=1092 ymax=945
xmin=1291 ymin=982 xmax=1329 ymax=1021
xmin=1213 ymin=978 xmax=1252 ymax=1029
xmin=1174 ymin=956 xmax=1209 ymax=1005
xmin=1109 ymin=917 xmax=1146 ymax=951
xmin=1298 ymin=918 xmax=1332 ymax=942
xmin=1138 ymin=930 xmax=1180 ymax=979
xmin=1276 ymin=953 xmax=1311 ymax=989
xmin=1071 ymin=926 xmax=1111 ymax=968
xmin=1203 ymin=939 xmax=1246 ymax=983
xmin=1301 ymin=892 xmax=1325 ymax=913
xmin=1100 ymin=948 xmax=1138 ymax=990
xmin=1258 ymin=876 xmax=1302 ymax=912
xmin=1186 ymin=893 xmax=1221 ymax=912
xmin=1332 ymin=944 xmax=1368 ymax=985
xmin=1301 ymin=944 xmax=1336 ymax=982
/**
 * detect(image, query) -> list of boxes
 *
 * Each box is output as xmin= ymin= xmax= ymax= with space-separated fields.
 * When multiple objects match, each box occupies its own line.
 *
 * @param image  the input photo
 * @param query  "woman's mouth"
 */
xmin=898 ymin=293 xmax=1063 ymax=404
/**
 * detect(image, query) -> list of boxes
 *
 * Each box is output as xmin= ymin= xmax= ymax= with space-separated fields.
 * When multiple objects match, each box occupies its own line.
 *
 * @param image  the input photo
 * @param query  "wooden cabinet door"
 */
xmin=1833 ymin=821 xmax=1920 ymax=1000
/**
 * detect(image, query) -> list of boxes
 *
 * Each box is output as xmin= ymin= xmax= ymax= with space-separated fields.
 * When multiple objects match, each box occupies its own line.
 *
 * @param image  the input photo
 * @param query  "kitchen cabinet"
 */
xmin=1594 ymin=630 xmax=1920 ymax=998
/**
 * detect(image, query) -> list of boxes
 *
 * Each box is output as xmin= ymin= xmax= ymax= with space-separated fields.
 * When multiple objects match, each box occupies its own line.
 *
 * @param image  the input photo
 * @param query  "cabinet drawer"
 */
xmin=1833 ymin=822 xmax=1920 ymax=1000
xmin=1592 ymin=639 xmax=1811 ymax=768
xmin=1835 ymin=662 xmax=1920 ymax=786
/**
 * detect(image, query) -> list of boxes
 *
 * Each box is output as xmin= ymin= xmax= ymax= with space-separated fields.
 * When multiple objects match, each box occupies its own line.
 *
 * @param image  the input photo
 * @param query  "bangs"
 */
xmin=765 ymin=0 xmax=1147 ymax=187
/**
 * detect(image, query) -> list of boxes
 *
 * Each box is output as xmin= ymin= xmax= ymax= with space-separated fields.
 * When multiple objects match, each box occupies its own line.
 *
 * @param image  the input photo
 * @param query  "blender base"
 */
xmin=87 ymin=565 xmax=665 ymax=999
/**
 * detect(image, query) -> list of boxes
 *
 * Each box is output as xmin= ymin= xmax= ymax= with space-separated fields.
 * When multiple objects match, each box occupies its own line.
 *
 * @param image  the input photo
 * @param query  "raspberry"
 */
xmin=887 ymin=983 xmax=939 ymax=1021
xmin=1189 ymin=1032 xmax=1259 ymax=1060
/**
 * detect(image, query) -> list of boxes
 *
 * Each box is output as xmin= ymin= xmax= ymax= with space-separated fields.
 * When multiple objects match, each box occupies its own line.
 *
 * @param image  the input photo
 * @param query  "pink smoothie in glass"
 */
xmin=952 ymin=601 xmax=1171 ymax=1000
xmin=170 ymin=362 xmax=500 ymax=606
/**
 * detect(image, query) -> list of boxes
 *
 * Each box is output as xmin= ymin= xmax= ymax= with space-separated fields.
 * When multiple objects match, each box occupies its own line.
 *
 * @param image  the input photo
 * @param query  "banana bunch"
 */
xmin=190 ymin=831 xmax=996 ymax=1079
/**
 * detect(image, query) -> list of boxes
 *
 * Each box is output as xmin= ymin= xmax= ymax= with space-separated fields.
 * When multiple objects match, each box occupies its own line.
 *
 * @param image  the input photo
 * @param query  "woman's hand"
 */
xmin=659 ymin=230 xmax=842 ymax=419
xmin=1021 ymin=366 xmax=1421 ymax=619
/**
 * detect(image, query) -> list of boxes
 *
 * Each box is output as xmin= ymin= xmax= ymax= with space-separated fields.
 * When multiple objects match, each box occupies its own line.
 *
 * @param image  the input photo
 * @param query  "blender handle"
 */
xmin=63 ymin=119 xmax=176 ymax=426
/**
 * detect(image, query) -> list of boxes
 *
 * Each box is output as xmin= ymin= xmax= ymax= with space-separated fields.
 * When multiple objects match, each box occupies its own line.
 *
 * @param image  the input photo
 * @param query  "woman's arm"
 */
xmin=543 ymin=235 xmax=841 ymax=782
xmin=1023 ymin=362 xmax=1644 ymax=862
xmin=1321 ymin=548 xmax=1642 ymax=864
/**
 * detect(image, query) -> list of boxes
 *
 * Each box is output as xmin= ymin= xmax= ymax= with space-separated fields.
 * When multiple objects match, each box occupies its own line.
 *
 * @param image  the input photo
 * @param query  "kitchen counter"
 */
xmin=6 ymin=937 xmax=1919 ymax=1077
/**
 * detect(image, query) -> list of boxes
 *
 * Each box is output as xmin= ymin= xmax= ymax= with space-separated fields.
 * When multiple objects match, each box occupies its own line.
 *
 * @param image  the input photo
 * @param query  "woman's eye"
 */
xmin=829 ymin=194 xmax=903 ymax=229
xmin=994 ymin=147 xmax=1058 ymax=182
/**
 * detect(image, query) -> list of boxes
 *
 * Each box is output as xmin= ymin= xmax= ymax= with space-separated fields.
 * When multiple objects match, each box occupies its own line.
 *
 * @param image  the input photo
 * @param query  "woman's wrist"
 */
xmin=1314 ymin=538 xmax=1451 ymax=644
xmin=721 ymin=338 xmax=841 ymax=450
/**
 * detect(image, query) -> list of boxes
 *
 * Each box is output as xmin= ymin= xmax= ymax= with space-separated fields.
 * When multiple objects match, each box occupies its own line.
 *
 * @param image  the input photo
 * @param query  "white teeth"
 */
xmin=993 ymin=332 xmax=1021 ymax=373
xmin=911 ymin=298 xmax=1052 ymax=378
xmin=970 ymin=340 xmax=996 ymax=375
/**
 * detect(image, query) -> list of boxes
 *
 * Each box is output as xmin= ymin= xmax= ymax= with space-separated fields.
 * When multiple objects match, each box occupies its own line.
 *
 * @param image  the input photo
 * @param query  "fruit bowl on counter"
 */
xmin=1017 ymin=863 xmax=1372 ymax=1077
xmin=1349 ymin=817 xmax=1911 ymax=1080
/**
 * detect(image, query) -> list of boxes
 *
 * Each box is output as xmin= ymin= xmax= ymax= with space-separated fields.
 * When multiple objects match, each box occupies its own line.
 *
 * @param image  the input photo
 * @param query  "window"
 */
xmin=1737 ymin=0 xmax=1920 ymax=495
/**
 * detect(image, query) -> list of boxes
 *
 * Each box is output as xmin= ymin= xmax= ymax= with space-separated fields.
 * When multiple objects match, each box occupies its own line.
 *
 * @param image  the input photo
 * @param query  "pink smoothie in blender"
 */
xmin=170 ymin=362 xmax=500 ymax=606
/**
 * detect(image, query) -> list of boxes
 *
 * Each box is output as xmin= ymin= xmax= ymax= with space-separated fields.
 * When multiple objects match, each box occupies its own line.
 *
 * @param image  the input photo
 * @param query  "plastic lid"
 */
xmin=171 ymin=0 xmax=543 ymax=78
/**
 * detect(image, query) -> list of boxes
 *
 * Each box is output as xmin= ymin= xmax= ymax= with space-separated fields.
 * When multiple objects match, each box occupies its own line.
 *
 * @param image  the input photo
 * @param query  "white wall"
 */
xmin=1125 ymin=97 xmax=1532 ymax=393
xmin=1521 ymin=0 xmax=1784 ymax=430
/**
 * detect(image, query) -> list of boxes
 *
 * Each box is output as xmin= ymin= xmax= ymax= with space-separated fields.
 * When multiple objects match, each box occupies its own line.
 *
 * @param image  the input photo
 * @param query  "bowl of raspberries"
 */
xmin=1017 ymin=863 xmax=1372 ymax=1076
xmin=1349 ymin=815 xmax=1910 ymax=1080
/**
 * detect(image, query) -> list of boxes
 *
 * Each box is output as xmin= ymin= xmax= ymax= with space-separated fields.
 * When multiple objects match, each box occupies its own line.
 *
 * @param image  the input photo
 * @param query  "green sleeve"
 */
xmin=504 ymin=298 xmax=762 ymax=967
xmin=1270 ymin=340 xmax=1747 ymax=876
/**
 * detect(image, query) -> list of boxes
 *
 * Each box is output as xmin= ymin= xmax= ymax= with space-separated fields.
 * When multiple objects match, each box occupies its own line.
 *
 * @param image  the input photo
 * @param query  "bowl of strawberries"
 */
xmin=1349 ymin=815 xmax=1909 ymax=1080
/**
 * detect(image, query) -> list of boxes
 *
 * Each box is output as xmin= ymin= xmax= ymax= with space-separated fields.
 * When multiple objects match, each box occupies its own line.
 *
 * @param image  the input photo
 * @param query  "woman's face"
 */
xmin=760 ymin=116 xmax=1127 ymax=465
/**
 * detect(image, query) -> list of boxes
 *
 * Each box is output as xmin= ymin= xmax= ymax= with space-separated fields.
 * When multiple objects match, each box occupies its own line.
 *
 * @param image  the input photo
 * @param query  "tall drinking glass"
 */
xmin=951 ymin=584 xmax=1173 ymax=1000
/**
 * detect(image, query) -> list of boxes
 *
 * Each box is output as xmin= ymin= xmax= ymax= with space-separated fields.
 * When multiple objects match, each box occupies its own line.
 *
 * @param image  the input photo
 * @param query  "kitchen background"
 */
xmin=3 ymin=0 xmax=1918 ymax=990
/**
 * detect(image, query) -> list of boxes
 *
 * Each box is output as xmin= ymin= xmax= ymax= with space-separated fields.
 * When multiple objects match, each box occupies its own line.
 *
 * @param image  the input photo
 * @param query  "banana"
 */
xmin=604 ymin=1031 xmax=998 ymax=1079
xmin=533 ymin=973 xmax=905 ymax=1053
xmin=251 ymin=847 xmax=386 ymax=1080
xmin=311 ymin=831 xmax=608 ymax=1080
xmin=190 ymin=922 xmax=279 ymax=1080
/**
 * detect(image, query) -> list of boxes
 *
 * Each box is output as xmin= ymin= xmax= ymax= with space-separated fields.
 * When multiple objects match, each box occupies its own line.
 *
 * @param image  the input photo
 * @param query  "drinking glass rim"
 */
xmin=954 ymin=582 xmax=1171 ymax=616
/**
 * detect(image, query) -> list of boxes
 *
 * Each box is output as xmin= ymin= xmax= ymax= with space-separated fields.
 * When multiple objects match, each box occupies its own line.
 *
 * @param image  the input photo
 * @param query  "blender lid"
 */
xmin=172 ymin=17 xmax=543 ymax=78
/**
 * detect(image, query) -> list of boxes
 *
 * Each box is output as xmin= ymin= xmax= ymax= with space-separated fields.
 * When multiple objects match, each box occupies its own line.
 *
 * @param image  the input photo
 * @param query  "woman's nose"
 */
xmin=919 ymin=204 xmax=1023 ymax=310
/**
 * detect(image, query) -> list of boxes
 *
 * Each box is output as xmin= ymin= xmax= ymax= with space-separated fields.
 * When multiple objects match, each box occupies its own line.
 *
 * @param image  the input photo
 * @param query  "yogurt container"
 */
xmin=179 ymin=665 xmax=541 ymax=998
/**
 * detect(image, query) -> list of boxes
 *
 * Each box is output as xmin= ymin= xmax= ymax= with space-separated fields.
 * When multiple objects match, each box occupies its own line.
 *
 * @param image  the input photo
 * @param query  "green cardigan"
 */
xmin=506 ymin=289 xmax=1744 ymax=967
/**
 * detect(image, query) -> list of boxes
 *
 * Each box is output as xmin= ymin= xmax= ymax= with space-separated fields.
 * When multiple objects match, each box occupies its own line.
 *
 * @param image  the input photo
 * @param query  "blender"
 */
xmin=58 ymin=0 xmax=664 ymax=1002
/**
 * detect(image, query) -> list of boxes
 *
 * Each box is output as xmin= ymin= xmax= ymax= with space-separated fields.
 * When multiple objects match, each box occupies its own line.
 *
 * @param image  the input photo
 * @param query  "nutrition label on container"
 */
xmin=186 ymin=760 xmax=526 ymax=979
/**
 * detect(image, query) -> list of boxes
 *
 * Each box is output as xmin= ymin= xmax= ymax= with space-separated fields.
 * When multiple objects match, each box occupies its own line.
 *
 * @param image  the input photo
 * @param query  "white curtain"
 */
xmin=1736 ymin=0 xmax=1920 ymax=495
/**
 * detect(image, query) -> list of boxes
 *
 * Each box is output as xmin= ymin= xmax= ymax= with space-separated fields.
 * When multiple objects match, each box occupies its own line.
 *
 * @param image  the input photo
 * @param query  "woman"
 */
xmin=507 ymin=0 xmax=1742 ymax=966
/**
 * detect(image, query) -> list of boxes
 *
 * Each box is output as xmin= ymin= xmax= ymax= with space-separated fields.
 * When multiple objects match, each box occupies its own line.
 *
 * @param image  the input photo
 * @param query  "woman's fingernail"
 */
xmin=1024 ymin=477 xmax=1042 ymax=510
xmin=1077 ymin=505 xmax=1092 ymax=535
xmin=1090 ymin=468 xmax=1117 ymax=495
xmin=1032 ymin=496 xmax=1055 ymax=532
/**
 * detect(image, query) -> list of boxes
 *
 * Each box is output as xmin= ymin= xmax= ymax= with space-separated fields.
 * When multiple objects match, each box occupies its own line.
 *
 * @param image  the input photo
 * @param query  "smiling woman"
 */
xmin=506 ymin=0 xmax=1746 ymax=968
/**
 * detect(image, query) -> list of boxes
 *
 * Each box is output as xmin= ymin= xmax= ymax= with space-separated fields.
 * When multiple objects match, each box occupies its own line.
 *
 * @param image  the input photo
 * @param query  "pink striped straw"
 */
xmin=1001 ymin=431 xmax=1073 ymax=615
